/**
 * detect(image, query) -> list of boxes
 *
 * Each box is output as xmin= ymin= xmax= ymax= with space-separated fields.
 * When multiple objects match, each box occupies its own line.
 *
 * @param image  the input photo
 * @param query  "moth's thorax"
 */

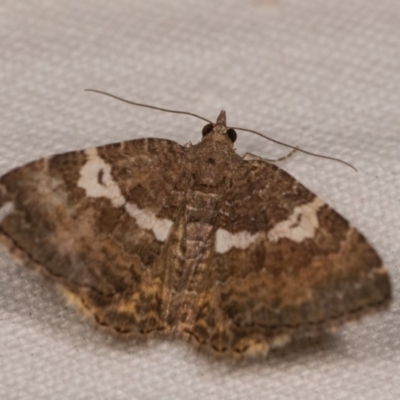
xmin=188 ymin=139 xmax=239 ymax=188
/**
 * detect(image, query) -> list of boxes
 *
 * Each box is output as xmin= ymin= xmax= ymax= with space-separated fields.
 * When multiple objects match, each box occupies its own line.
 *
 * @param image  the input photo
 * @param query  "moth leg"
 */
xmin=243 ymin=147 xmax=298 ymax=162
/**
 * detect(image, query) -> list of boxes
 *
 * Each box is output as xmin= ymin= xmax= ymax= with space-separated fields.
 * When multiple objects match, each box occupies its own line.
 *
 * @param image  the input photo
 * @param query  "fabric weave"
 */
xmin=0 ymin=1 xmax=399 ymax=399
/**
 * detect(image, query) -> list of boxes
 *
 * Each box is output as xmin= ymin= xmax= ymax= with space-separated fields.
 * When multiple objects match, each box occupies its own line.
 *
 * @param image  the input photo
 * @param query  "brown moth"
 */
xmin=0 ymin=94 xmax=391 ymax=358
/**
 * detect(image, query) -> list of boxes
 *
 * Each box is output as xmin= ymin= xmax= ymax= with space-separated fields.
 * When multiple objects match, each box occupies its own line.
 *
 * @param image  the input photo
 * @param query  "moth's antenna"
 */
xmin=85 ymin=89 xmax=357 ymax=172
xmin=232 ymin=126 xmax=357 ymax=172
xmin=84 ymin=89 xmax=213 ymax=124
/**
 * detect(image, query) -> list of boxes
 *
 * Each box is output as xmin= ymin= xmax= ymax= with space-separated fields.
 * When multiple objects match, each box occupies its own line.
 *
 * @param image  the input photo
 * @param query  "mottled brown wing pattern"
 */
xmin=0 ymin=109 xmax=391 ymax=359
xmin=185 ymin=159 xmax=391 ymax=356
xmin=0 ymin=138 xmax=186 ymax=336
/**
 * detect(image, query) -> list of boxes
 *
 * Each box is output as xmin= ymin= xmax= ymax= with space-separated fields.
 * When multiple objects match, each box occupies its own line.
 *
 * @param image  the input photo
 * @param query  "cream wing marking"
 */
xmin=78 ymin=148 xmax=173 ymax=242
xmin=125 ymin=203 xmax=173 ymax=242
xmin=78 ymin=148 xmax=125 ymax=207
xmin=0 ymin=202 xmax=14 ymax=224
xmin=215 ymin=228 xmax=260 ymax=254
xmin=267 ymin=197 xmax=325 ymax=243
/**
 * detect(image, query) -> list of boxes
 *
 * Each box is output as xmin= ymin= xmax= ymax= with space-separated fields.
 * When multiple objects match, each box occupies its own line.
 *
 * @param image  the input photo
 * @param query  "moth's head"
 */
xmin=201 ymin=110 xmax=237 ymax=146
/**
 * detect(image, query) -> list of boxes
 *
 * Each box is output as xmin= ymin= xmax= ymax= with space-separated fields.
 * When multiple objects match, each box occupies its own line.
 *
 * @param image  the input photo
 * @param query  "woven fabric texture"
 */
xmin=1 ymin=1 xmax=399 ymax=399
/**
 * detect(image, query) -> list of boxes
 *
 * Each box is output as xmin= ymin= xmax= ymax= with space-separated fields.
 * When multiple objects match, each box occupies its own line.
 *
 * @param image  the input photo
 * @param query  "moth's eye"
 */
xmin=227 ymin=128 xmax=237 ymax=143
xmin=202 ymin=123 xmax=214 ymax=137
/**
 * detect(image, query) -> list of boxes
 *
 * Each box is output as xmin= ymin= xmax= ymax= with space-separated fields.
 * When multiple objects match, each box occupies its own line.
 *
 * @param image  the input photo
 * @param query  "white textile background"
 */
xmin=0 ymin=1 xmax=399 ymax=399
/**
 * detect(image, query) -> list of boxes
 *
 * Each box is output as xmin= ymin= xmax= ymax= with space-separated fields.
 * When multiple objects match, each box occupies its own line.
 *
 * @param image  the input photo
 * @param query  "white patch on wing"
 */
xmin=78 ymin=148 xmax=125 ymax=207
xmin=215 ymin=228 xmax=259 ymax=254
xmin=77 ymin=148 xmax=172 ymax=242
xmin=125 ymin=203 xmax=173 ymax=242
xmin=268 ymin=197 xmax=325 ymax=243
xmin=0 ymin=202 xmax=14 ymax=224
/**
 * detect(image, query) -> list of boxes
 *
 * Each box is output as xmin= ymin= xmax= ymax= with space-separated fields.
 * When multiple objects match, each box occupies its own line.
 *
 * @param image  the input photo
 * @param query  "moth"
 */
xmin=0 ymin=90 xmax=391 ymax=358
